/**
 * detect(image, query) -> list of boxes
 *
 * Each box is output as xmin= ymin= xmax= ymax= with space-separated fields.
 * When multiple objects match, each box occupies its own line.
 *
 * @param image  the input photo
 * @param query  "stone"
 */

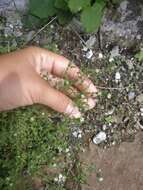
xmin=93 ymin=131 xmax=107 ymax=145
xmin=128 ymin=91 xmax=135 ymax=100
xmin=136 ymin=94 xmax=143 ymax=103
xmin=100 ymin=0 xmax=143 ymax=49
xmin=0 ymin=0 xmax=28 ymax=14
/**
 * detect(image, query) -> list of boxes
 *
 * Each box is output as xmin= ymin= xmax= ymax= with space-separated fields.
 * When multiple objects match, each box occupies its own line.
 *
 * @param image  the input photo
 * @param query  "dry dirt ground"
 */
xmin=80 ymin=132 xmax=143 ymax=190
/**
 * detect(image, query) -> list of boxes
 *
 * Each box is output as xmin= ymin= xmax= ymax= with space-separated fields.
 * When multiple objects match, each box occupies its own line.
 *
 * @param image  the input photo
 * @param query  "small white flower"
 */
xmin=72 ymin=131 xmax=78 ymax=138
xmin=65 ymin=148 xmax=70 ymax=153
xmin=55 ymin=173 xmax=66 ymax=183
xmin=82 ymin=46 xmax=88 ymax=52
xmin=41 ymin=112 xmax=45 ymax=116
xmin=9 ymin=24 xmax=14 ymax=29
xmin=78 ymin=133 xmax=82 ymax=138
xmin=50 ymin=24 xmax=54 ymax=29
xmin=109 ymin=57 xmax=114 ymax=62
xmin=107 ymin=93 xmax=112 ymax=99
xmin=30 ymin=117 xmax=34 ymax=122
xmin=80 ymin=117 xmax=85 ymax=123
xmin=54 ymin=177 xmax=58 ymax=182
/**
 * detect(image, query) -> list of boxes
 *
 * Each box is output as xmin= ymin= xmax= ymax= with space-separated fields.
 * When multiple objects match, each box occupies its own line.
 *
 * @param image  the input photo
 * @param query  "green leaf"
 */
xmin=55 ymin=0 xmax=69 ymax=10
xmin=81 ymin=0 xmax=106 ymax=33
xmin=135 ymin=50 xmax=143 ymax=61
xmin=68 ymin=0 xmax=91 ymax=13
xmin=23 ymin=15 xmax=42 ymax=29
xmin=29 ymin=0 xmax=57 ymax=19
xmin=57 ymin=11 xmax=73 ymax=24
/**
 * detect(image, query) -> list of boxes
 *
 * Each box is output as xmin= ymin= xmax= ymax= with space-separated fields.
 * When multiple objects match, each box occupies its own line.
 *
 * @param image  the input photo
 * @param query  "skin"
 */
xmin=0 ymin=46 xmax=97 ymax=118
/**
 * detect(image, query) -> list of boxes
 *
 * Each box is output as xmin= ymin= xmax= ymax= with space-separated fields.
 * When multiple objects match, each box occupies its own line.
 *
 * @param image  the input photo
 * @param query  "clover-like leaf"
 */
xmin=81 ymin=0 xmax=106 ymax=32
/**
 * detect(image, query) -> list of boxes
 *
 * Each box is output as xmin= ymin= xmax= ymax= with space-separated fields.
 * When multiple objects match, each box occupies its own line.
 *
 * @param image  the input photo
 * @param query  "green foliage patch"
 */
xmin=0 ymin=107 xmax=71 ymax=190
xmin=28 ymin=0 xmax=108 ymax=32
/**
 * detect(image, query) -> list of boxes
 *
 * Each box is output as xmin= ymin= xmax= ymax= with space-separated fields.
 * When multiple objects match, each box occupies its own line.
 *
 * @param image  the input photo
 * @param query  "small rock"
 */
xmin=128 ymin=91 xmax=135 ymax=100
xmin=98 ymin=52 xmax=103 ymax=59
xmin=102 ymin=124 xmax=107 ymax=131
xmin=109 ymin=46 xmax=120 ymax=60
xmin=140 ymin=108 xmax=143 ymax=113
xmin=85 ymin=36 xmax=96 ymax=49
xmin=93 ymin=131 xmax=107 ymax=145
xmin=137 ymin=94 xmax=143 ymax=103
xmin=86 ymin=49 xmax=93 ymax=59
xmin=115 ymin=72 xmax=121 ymax=83
xmin=72 ymin=129 xmax=82 ymax=138
xmin=98 ymin=177 xmax=104 ymax=182
xmin=126 ymin=59 xmax=134 ymax=70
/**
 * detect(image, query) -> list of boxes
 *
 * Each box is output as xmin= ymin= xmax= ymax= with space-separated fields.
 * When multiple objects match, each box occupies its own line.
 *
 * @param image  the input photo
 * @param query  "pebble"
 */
xmin=93 ymin=131 xmax=107 ymax=144
xmin=85 ymin=36 xmax=96 ymax=48
xmin=86 ymin=49 xmax=93 ymax=59
xmin=115 ymin=72 xmax=121 ymax=83
xmin=98 ymin=52 xmax=103 ymax=59
xmin=102 ymin=124 xmax=107 ymax=131
xmin=72 ymin=129 xmax=82 ymax=138
xmin=137 ymin=94 xmax=143 ymax=103
xmin=140 ymin=108 xmax=143 ymax=113
xmin=128 ymin=91 xmax=135 ymax=100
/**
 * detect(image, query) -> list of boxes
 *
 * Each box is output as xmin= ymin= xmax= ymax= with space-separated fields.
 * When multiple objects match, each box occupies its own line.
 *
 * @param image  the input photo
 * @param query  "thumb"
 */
xmin=36 ymin=79 xmax=81 ymax=118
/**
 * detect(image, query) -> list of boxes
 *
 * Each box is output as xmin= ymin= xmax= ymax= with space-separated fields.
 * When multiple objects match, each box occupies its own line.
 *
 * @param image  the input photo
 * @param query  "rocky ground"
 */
xmin=0 ymin=0 xmax=143 ymax=190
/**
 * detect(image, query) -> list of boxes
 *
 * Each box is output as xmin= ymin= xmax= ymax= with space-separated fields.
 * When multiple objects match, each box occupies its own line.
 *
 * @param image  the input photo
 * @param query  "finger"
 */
xmin=37 ymin=79 xmax=81 ymax=118
xmin=45 ymin=74 xmax=80 ymax=98
xmin=42 ymin=74 xmax=96 ymax=109
xmin=34 ymin=47 xmax=97 ymax=96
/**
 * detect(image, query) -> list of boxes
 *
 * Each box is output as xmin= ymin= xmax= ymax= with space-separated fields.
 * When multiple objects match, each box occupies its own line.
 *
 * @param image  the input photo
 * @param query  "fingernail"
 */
xmin=88 ymin=83 xmax=97 ymax=93
xmin=65 ymin=103 xmax=81 ymax=118
xmin=83 ymin=98 xmax=96 ymax=110
xmin=87 ymin=98 xmax=96 ymax=109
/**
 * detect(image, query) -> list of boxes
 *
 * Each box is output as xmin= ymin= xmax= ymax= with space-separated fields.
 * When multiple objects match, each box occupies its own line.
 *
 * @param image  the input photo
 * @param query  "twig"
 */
xmin=95 ymin=85 xmax=127 ymax=90
xmin=22 ymin=16 xmax=57 ymax=48
xmin=70 ymin=26 xmax=87 ymax=48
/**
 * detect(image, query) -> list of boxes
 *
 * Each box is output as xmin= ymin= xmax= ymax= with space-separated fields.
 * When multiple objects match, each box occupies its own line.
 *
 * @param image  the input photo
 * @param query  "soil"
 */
xmin=80 ymin=133 xmax=143 ymax=190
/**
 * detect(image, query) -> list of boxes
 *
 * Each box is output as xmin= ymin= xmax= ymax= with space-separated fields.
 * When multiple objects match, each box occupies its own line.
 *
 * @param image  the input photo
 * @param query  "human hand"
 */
xmin=0 ymin=47 xmax=97 ymax=118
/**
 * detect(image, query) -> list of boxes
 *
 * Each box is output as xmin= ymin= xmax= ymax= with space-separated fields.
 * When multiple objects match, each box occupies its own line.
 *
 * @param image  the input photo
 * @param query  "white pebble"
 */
xmin=86 ymin=49 xmax=93 ymax=59
xmin=102 ymin=124 xmax=107 ymax=131
xmin=115 ymin=72 xmax=121 ymax=80
xmin=93 ymin=131 xmax=107 ymax=144
xmin=72 ymin=129 xmax=82 ymax=138
xmin=98 ymin=177 xmax=104 ymax=182
xmin=115 ymin=72 xmax=121 ymax=83
xmin=78 ymin=133 xmax=82 ymax=138
xmin=128 ymin=92 xmax=135 ymax=100
xmin=140 ymin=108 xmax=143 ymax=113
xmin=98 ymin=53 xmax=103 ymax=59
